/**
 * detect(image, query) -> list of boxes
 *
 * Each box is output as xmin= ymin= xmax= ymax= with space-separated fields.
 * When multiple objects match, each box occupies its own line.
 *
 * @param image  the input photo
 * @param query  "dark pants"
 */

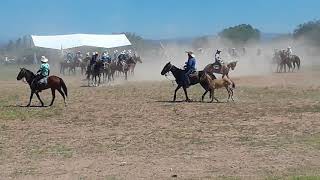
xmin=184 ymin=69 xmax=194 ymax=86
xmin=31 ymin=74 xmax=45 ymax=90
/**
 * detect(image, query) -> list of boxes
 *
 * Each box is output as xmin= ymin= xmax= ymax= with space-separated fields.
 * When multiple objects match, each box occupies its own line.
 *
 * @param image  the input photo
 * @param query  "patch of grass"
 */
xmin=289 ymin=176 xmax=320 ymax=180
xmin=27 ymin=143 xmax=73 ymax=159
xmin=289 ymin=104 xmax=320 ymax=113
xmin=216 ymin=176 xmax=242 ymax=180
xmin=299 ymin=133 xmax=320 ymax=150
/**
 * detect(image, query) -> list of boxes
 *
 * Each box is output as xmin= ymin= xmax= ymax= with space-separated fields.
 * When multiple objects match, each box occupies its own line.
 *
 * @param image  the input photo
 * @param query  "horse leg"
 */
xmin=209 ymin=90 xmax=214 ymax=103
xmin=49 ymin=88 xmax=56 ymax=106
xmin=226 ymin=86 xmax=231 ymax=102
xmin=26 ymin=91 xmax=34 ymax=107
xmin=202 ymin=90 xmax=208 ymax=102
xmin=211 ymin=89 xmax=219 ymax=103
xmin=35 ymin=92 xmax=44 ymax=106
xmin=183 ymin=86 xmax=191 ymax=102
xmin=230 ymin=88 xmax=234 ymax=102
xmin=57 ymin=88 xmax=67 ymax=106
xmin=173 ymin=85 xmax=181 ymax=102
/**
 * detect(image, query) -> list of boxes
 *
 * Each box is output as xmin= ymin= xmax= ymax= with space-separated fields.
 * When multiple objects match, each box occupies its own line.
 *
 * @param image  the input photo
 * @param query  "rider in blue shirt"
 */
xmin=184 ymin=51 xmax=196 ymax=87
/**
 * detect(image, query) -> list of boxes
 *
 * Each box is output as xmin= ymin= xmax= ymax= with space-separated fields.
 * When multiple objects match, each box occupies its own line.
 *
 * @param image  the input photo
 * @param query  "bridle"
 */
xmin=164 ymin=64 xmax=175 ymax=86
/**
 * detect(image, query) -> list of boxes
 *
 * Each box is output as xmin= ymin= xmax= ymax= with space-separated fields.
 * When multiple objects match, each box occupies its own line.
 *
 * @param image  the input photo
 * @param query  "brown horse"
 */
xmin=127 ymin=56 xmax=142 ymax=75
xmin=200 ymin=72 xmax=234 ymax=103
xmin=17 ymin=68 xmax=68 ymax=107
xmin=110 ymin=61 xmax=129 ymax=80
xmin=203 ymin=61 xmax=237 ymax=88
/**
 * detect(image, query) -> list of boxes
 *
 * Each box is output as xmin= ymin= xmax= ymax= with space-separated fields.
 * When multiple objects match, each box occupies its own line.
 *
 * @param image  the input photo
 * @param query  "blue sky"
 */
xmin=0 ymin=0 xmax=320 ymax=41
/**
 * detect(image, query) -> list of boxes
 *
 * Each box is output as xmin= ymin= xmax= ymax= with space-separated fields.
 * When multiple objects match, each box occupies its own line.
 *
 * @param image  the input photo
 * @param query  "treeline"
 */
xmin=293 ymin=19 xmax=320 ymax=46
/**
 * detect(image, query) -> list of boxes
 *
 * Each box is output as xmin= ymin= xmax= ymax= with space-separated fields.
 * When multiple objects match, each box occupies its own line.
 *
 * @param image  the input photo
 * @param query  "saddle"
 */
xmin=188 ymin=71 xmax=198 ymax=78
xmin=212 ymin=62 xmax=222 ymax=70
xmin=38 ymin=77 xmax=48 ymax=85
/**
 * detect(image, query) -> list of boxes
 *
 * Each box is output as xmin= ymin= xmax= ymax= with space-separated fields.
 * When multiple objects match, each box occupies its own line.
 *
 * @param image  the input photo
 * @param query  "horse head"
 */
xmin=17 ymin=68 xmax=34 ymax=81
xmin=228 ymin=61 xmax=238 ymax=70
xmin=136 ymin=56 xmax=142 ymax=63
xmin=161 ymin=62 xmax=173 ymax=75
xmin=17 ymin=68 xmax=26 ymax=80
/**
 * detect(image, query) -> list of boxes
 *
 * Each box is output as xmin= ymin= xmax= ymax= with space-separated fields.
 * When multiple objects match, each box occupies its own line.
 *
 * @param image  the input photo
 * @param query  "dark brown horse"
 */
xmin=161 ymin=62 xmax=215 ymax=102
xmin=17 ymin=68 xmax=68 ymax=107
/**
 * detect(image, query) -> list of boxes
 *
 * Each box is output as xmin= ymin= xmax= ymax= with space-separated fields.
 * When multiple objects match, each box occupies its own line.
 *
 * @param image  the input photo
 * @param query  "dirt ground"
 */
xmin=1 ymin=67 xmax=320 ymax=180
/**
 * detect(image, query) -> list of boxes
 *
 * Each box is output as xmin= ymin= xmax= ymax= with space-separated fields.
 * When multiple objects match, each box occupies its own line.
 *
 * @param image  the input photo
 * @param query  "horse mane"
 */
xmin=227 ymin=60 xmax=238 ymax=65
xmin=22 ymin=68 xmax=35 ymax=76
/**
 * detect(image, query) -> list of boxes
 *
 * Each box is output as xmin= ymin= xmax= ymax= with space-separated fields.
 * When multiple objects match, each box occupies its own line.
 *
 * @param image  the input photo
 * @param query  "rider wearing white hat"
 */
xmin=32 ymin=56 xmax=50 ymax=91
xmin=287 ymin=46 xmax=292 ymax=57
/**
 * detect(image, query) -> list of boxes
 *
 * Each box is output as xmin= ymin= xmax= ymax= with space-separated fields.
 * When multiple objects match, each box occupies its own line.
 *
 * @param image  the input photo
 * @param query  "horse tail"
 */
xmin=232 ymin=81 xmax=236 ymax=89
xmin=297 ymin=56 xmax=301 ymax=70
xmin=60 ymin=78 xmax=68 ymax=97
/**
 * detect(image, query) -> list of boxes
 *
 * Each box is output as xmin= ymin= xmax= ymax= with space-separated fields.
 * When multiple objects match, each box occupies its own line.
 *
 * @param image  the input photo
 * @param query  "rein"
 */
xmin=164 ymin=64 xmax=176 ymax=86
xmin=22 ymin=78 xmax=28 ymax=84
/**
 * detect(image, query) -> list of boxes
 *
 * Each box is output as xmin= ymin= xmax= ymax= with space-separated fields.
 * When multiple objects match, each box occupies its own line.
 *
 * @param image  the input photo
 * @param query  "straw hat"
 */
xmin=40 ymin=56 xmax=48 ymax=63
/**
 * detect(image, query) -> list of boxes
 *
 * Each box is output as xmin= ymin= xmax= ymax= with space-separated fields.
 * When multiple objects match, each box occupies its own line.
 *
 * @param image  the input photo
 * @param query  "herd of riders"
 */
xmin=32 ymin=46 xmax=295 ymax=90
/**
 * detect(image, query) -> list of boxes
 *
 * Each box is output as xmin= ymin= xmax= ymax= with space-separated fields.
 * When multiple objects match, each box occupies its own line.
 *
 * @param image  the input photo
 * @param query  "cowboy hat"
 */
xmin=40 ymin=56 xmax=48 ymax=63
xmin=185 ymin=51 xmax=195 ymax=57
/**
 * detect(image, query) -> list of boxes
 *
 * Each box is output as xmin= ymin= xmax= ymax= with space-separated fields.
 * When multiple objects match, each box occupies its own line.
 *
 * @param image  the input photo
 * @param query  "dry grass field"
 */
xmin=0 ymin=65 xmax=320 ymax=180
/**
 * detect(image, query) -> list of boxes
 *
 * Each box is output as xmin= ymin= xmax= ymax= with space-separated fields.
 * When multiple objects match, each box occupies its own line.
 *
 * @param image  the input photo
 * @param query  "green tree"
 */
xmin=219 ymin=24 xmax=260 ymax=44
xmin=293 ymin=20 xmax=320 ymax=46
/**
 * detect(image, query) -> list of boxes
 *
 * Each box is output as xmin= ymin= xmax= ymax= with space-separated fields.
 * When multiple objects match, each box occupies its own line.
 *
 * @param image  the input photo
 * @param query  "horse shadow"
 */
xmin=4 ymin=105 xmax=49 ymax=108
xmin=155 ymin=100 xmax=229 ymax=104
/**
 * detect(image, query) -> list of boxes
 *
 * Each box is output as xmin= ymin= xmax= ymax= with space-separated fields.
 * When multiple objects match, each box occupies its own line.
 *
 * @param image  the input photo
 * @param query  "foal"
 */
xmin=200 ymin=73 xmax=234 ymax=102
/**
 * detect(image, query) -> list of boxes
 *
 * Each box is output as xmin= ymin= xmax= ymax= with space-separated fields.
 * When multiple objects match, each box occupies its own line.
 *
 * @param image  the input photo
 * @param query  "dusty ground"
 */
xmin=0 ymin=66 xmax=320 ymax=180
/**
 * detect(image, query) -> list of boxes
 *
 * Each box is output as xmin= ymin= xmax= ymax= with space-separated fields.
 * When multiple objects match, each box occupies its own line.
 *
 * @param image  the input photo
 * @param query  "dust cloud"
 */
xmin=132 ymin=36 xmax=320 ymax=82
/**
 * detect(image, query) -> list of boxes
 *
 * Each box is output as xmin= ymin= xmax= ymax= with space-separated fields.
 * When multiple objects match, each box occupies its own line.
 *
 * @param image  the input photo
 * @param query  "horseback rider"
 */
xmin=184 ymin=51 xmax=196 ymax=87
xmin=231 ymin=48 xmax=237 ymax=58
xmin=287 ymin=46 xmax=293 ymax=58
xmin=90 ymin=52 xmax=98 ymax=68
xmin=113 ymin=50 xmax=119 ymax=61
xmin=101 ymin=52 xmax=107 ymax=62
xmin=66 ymin=52 xmax=73 ymax=63
xmin=87 ymin=52 xmax=99 ymax=79
xmin=214 ymin=49 xmax=224 ymax=71
xmin=118 ymin=50 xmax=126 ymax=66
xmin=101 ymin=52 xmax=111 ymax=63
xmin=31 ymin=56 xmax=50 ymax=91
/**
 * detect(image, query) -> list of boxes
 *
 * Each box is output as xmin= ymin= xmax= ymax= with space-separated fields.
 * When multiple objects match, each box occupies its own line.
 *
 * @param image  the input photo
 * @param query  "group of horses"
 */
xmin=86 ymin=55 xmax=142 ymax=86
xmin=273 ymin=50 xmax=301 ymax=73
xmin=161 ymin=61 xmax=238 ymax=103
xmin=59 ymin=54 xmax=142 ymax=86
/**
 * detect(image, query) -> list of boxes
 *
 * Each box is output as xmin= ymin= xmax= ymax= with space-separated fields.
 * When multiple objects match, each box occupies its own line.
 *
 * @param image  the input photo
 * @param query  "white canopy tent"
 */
xmin=31 ymin=34 xmax=131 ymax=50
